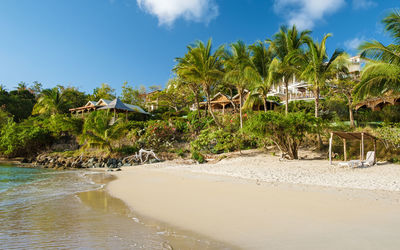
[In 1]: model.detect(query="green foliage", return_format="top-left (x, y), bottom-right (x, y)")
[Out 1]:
top-left (44, 114), bottom-right (83, 137)
top-left (90, 83), bottom-right (116, 100)
top-left (33, 86), bottom-right (87, 115)
top-left (376, 123), bottom-right (400, 148)
top-left (0, 89), bottom-right (36, 122)
top-left (245, 111), bottom-right (318, 159)
top-left (81, 111), bottom-right (127, 152)
top-left (138, 120), bottom-right (177, 150)
top-left (191, 150), bottom-right (205, 163)
top-left (0, 117), bottom-right (53, 157)
top-left (191, 128), bottom-right (239, 154)
top-left (120, 82), bottom-right (146, 106)
top-left (355, 10), bottom-right (400, 99)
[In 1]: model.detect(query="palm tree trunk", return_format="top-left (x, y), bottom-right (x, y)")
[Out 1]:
top-left (349, 106), bottom-right (355, 128)
top-left (263, 97), bottom-right (267, 112)
top-left (314, 86), bottom-right (323, 149)
top-left (239, 91), bottom-right (243, 129)
top-left (285, 80), bottom-right (289, 115)
top-left (314, 87), bottom-right (320, 118)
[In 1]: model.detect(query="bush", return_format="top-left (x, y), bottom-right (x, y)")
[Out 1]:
top-left (0, 117), bottom-right (53, 157)
top-left (245, 111), bottom-right (318, 159)
top-left (139, 120), bottom-right (177, 150)
top-left (191, 150), bottom-right (205, 163)
top-left (191, 128), bottom-right (240, 154)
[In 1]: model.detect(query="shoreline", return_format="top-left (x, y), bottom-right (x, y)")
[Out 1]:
top-left (106, 154), bottom-right (400, 249)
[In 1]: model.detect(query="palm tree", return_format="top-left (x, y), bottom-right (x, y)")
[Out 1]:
top-left (81, 111), bottom-right (126, 152)
top-left (224, 41), bottom-right (260, 128)
top-left (175, 39), bottom-right (225, 127)
top-left (244, 41), bottom-right (274, 112)
top-left (299, 34), bottom-right (345, 118)
top-left (267, 25), bottom-right (311, 115)
top-left (354, 10), bottom-right (400, 99)
top-left (16, 82), bottom-right (27, 92)
top-left (32, 87), bottom-right (71, 115)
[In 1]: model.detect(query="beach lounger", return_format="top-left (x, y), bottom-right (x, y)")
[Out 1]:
top-left (338, 151), bottom-right (376, 168)
top-left (338, 160), bottom-right (362, 168)
top-left (362, 151), bottom-right (375, 167)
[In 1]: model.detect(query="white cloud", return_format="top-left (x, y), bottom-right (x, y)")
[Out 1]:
top-left (136, 0), bottom-right (218, 26)
top-left (344, 36), bottom-right (365, 51)
top-left (352, 0), bottom-right (377, 10)
top-left (273, 0), bottom-right (345, 30)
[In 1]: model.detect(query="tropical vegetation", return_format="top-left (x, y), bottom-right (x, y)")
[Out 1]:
top-left (0, 10), bottom-right (399, 164)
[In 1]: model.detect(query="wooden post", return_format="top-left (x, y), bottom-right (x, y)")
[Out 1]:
top-left (361, 132), bottom-right (364, 161)
top-left (222, 104), bottom-right (225, 115)
top-left (373, 139), bottom-right (377, 164)
top-left (343, 139), bottom-right (347, 161)
top-left (329, 132), bottom-right (333, 165)
top-left (113, 108), bottom-right (116, 120)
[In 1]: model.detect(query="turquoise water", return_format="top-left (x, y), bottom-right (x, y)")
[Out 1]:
top-left (0, 165), bottom-right (226, 249)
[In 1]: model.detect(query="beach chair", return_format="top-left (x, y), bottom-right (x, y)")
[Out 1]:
top-left (338, 160), bottom-right (362, 168)
top-left (338, 151), bottom-right (376, 168)
top-left (362, 151), bottom-right (375, 167)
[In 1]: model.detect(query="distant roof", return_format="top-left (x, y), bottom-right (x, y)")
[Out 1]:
top-left (97, 98), bottom-right (150, 115)
top-left (96, 99), bottom-right (112, 106)
top-left (125, 103), bottom-right (150, 115)
top-left (85, 101), bottom-right (97, 107)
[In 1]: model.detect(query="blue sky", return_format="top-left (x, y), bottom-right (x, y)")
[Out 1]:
top-left (0, 0), bottom-right (397, 94)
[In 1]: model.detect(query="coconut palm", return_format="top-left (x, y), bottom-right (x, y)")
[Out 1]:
top-left (244, 41), bottom-right (275, 112)
top-left (81, 111), bottom-right (126, 152)
top-left (355, 10), bottom-right (400, 99)
top-left (32, 87), bottom-right (71, 115)
top-left (267, 25), bottom-right (311, 115)
top-left (175, 39), bottom-right (225, 127)
top-left (299, 34), bottom-right (345, 118)
top-left (224, 41), bottom-right (260, 128)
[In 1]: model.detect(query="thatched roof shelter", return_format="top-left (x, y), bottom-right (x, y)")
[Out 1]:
top-left (329, 131), bottom-right (377, 165)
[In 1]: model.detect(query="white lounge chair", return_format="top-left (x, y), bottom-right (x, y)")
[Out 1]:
top-left (362, 151), bottom-right (375, 167)
top-left (338, 151), bottom-right (375, 168)
top-left (338, 160), bottom-right (362, 168)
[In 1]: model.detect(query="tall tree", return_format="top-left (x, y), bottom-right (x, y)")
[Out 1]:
top-left (299, 34), bottom-right (345, 118)
top-left (267, 25), bottom-right (311, 115)
top-left (91, 83), bottom-right (116, 100)
top-left (355, 10), bottom-right (400, 99)
top-left (175, 39), bottom-right (225, 127)
top-left (120, 82), bottom-right (146, 106)
top-left (245, 41), bottom-right (275, 112)
top-left (33, 87), bottom-right (72, 115)
top-left (224, 40), bottom-right (260, 128)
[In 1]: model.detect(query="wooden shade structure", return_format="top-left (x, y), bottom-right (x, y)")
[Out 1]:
top-left (329, 132), bottom-right (377, 165)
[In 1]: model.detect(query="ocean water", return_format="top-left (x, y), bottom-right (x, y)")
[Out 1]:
top-left (0, 165), bottom-right (227, 249)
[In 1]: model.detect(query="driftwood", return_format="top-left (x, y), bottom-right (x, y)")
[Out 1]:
top-left (122, 149), bottom-right (161, 165)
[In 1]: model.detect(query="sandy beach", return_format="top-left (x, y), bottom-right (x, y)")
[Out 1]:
top-left (107, 152), bottom-right (400, 249)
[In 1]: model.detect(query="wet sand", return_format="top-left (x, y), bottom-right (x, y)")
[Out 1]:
top-left (107, 166), bottom-right (400, 249)
top-left (80, 171), bottom-right (231, 249)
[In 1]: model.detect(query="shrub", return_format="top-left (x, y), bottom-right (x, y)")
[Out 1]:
top-left (191, 128), bottom-right (240, 154)
top-left (139, 120), bottom-right (177, 150)
top-left (245, 111), bottom-right (318, 159)
top-left (191, 150), bottom-right (205, 163)
top-left (0, 117), bottom-right (53, 157)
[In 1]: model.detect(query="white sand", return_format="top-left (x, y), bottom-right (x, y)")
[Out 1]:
top-left (107, 152), bottom-right (400, 249)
